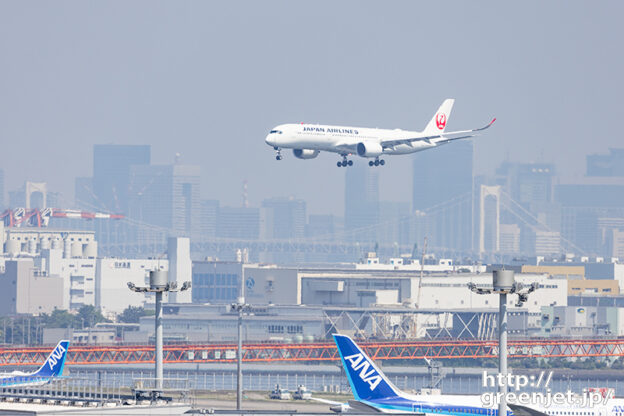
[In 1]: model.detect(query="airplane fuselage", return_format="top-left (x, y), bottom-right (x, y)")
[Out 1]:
top-left (354, 393), bottom-right (623, 415)
top-left (379, 394), bottom-right (623, 416)
top-left (332, 334), bottom-right (617, 416)
top-left (265, 123), bottom-right (434, 156)
top-left (264, 99), bottom-right (494, 166)
top-left (0, 340), bottom-right (69, 388)
top-left (0, 374), bottom-right (52, 388)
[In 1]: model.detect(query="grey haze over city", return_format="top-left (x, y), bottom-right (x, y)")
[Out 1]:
top-left (1, 1), bottom-right (623, 215)
top-left (5, 3), bottom-right (624, 407)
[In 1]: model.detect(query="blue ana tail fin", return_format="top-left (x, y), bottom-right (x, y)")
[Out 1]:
top-left (333, 334), bottom-right (403, 402)
top-left (34, 340), bottom-right (70, 378)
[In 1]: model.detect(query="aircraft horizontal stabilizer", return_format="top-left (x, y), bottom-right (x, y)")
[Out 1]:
top-left (347, 399), bottom-right (386, 413)
top-left (508, 404), bottom-right (550, 416)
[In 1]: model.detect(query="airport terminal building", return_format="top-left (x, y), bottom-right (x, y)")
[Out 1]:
top-left (191, 260), bottom-right (566, 312)
top-left (144, 260), bottom-right (570, 342)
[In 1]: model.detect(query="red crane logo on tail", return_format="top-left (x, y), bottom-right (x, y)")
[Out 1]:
top-left (436, 113), bottom-right (447, 130)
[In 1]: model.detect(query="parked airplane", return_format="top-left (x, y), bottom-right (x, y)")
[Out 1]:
top-left (265, 99), bottom-right (495, 167)
top-left (330, 333), bottom-right (499, 413)
top-left (0, 340), bottom-right (69, 388)
top-left (330, 335), bottom-right (623, 415)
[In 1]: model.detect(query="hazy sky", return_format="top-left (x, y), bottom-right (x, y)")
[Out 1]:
top-left (1, 1), bottom-right (622, 215)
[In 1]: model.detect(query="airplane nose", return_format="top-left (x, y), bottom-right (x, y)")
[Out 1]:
top-left (265, 135), bottom-right (275, 146)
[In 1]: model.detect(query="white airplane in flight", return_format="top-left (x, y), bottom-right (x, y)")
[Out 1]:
top-left (265, 99), bottom-right (495, 167)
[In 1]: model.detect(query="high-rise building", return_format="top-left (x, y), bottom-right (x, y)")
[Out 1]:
top-left (532, 231), bottom-right (561, 256)
top-left (587, 148), bottom-right (624, 177)
top-left (74, 177), bottom-right (94, 210)
top-left (378, 201), bottom-right (411, 247)
top-left (192, 261), bottom-right (243, 304)
top-left (93, 145), bottom-right (151, 214)
top-left (412, 142), bottom-right (473, 253)
top-left (494, 162), bottom-right (560, 256)
top-left (200, 199), bottom-right (219, 239)
top-left (305, 215), bottom-right (336, 240)
top-left (305, 215), bottom-right (349, 262)
top-left (498, 163), bottom-right (555, 206)
top-left (217, 207), bottom-right (260, 240)
top-left (260, 197), bottom-right (307, 264)
top-left (555, 183), bottom-right (624, 256)
top-left (261, 197), bottom-right (306, 240)
top-left (479, 185), bottom-right (500, 254)
top-left (8, 189), bottom-right (24, 208)
top-left (499, 223), bottom-right (521, 254)
top-left (90, 145), bottom-right (150, 255)
top-left (345, 164), bottom-right (379, 243)
top-left (608, 229), bottom-right (624, 259)
top-left (128, 163), bottom-right (201, 246)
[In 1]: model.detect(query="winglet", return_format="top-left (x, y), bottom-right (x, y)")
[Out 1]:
top-left (474, 118), bottom-right (496, 132)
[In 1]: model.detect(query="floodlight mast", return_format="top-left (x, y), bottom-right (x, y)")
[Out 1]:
top-left (467, 270), bottom-right (538, 416)
top-left (231, 297), bottom-right (250, 411)
top-left (128, 270), bottom-right (191, 392)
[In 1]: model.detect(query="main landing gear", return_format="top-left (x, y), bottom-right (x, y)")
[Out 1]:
top-left (336, 155), bottom-right (353, 168)
top-left (368, 157), bottom-right (385, 167)
top-left (274, 147), bottom-right (282, 161)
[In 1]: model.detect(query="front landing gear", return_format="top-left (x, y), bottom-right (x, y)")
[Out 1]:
top-left (274, 147), bottom-right (282, 161)
top-left (337, 155), bottom-right (354, 168)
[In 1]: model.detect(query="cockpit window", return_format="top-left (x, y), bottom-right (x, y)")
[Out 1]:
top-left (269, 130), bottom-right (283, 134)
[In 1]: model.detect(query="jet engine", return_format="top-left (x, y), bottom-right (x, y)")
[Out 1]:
top-left (293, 149), bottom-right (320, 159)
top-left (356, 142), bottom-right (383, 157)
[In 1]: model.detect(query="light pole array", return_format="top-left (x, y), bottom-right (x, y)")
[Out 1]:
top-left (128, 270), bottom-right (191, 392)
top-left (468, 269), bottom-right (538, 416)
top-left (230, 297), bottom-right (250, 411)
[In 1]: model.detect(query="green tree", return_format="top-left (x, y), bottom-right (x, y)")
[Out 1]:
top-left (118, 306), bottom-right (154, 324)
top-left (520, 357), bottom-right (540, 369)
top-left (0, 315), bottom-right (41, 344)
top-left (76, 305), bottom-right (109, 328)
top-left (40, 309), bottom-right (78, 328)
top-left (611, 358), bottom-right (624, 369)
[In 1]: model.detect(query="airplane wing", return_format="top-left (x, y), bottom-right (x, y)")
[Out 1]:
top-left (0, 371), bottom-right (27, 377)
top-left (310, 397), bottom-right (344, 405)
top-left (347, 400), bottom-right (388, 413)
top-left (380, 118), bottom-right (496, 148)
top-left (508, 404), bottom-right (550, 416)
top-left (334, 143), bottom-right (358, 154)
top-left (310, 397), bottom-right (351, 413)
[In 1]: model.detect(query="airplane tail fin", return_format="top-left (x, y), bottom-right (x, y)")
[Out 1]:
top-left (333, 334), bottom-right (403, 402)
top-left (423, 98), bottom-right (454, 134)
top-left (33, 340), bottom-right (70, 378)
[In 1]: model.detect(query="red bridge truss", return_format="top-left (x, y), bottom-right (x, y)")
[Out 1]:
top-left (1, 339), bottom-right (623, 367)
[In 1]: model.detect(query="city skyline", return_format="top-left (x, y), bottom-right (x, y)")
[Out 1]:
top-left (1, 143), bottom-right (623, 215)
top-left (1, 2), bottom-right (623, 216)
top-left (4, 6), bottom-right (624, 410)
top-left (4, 143), bottom-right (624, 260)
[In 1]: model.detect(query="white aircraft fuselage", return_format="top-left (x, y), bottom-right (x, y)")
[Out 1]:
top-left (265, 123), bottom-right (434, 155)
top-left (0, 340), bottom-right (69, 388)
top-left (331, 334), bottom-right (619, 416)
top-left (265, 99), bottom-right (495, 166)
